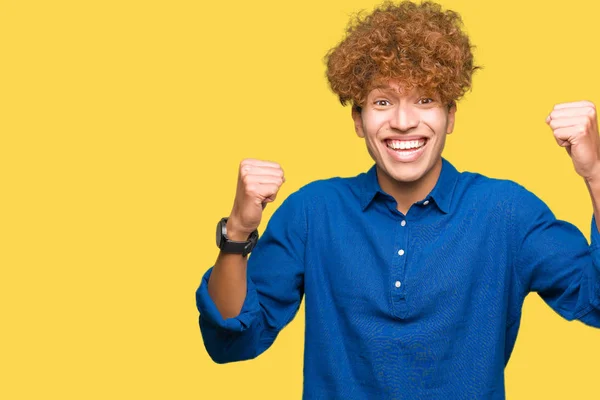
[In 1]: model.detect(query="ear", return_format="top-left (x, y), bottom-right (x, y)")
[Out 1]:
top-left (446, 102), bottom-right (457, 135)
top-left (352, 106), bottom-right (365, 138)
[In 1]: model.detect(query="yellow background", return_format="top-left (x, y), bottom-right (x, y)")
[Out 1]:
top-left (1, 0), bottom-right (599, 398)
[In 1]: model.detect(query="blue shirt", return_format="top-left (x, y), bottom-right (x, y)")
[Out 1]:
top-left (196, 158), bottom-right (600, 399)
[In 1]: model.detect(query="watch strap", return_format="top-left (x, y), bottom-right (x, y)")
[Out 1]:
top-left (218, 217), bottom-right (259, 256)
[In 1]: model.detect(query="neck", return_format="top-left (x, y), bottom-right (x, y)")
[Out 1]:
top-left (376, 158), bottom-right (443, 215)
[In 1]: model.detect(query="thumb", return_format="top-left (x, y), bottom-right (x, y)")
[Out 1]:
top-left (261, 195), bottom-right (277, 209)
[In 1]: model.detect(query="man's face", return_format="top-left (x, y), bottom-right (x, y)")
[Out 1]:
top-left (352, 81), bottom-right (456, 186)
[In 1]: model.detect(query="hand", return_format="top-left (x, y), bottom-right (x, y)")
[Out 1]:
top-left (546, 100), bottom-right (600, 181)
top-left (227, 159), bottom-right (285, 240)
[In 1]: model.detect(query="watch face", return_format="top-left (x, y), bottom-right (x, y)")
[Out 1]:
top-left (216, 220), bottom-right (223, 247)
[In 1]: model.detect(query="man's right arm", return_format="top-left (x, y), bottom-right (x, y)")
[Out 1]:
top-left (207, 158), bottom-right (285, 320)
top-left (207, 219), bottom-right (251, 320)
top-left (196, 159), bottom-right (306, 363)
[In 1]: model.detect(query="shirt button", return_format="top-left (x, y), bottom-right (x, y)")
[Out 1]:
top-left (395, 281), bottom-right (402, 288)
top-left (398, 249), bottom-right (405, 256)
top-left (401, 220), bottom-right (406, 227)
top-left (423, 200), bottom-right (430, 205)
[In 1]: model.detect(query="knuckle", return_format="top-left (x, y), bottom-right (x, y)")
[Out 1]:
top-left (243, 158), bottom-right (261, 167)
top-left (240, 162), bottom-right (250, 172)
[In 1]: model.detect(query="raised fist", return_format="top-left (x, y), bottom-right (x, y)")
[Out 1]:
top-left (227, 159), bottom-right (285, 240)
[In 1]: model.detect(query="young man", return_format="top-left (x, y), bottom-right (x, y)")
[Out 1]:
top-left (196, 1), bottom-right (600, 398)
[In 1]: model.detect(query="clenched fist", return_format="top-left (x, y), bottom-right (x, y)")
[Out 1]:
top-left (227, 159), bottom-right (285, 241)
top-left (546, 100), bottom-right (600, 181)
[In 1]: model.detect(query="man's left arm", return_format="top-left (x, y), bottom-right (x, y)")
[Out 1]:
top-left (546, 100), bottom-right (600, 326)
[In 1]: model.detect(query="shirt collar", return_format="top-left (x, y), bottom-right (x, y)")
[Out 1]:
top-left (359, 158), bottom-right (460, 214)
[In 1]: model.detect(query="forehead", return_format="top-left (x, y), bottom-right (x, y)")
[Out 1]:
top-left (369, 81), bottom-right (407, 94)
top-left (367, 81), bottom-right (434, 97)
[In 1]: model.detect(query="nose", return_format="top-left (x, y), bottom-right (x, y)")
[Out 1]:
top-left (390, 103), bottom-right (419, 132)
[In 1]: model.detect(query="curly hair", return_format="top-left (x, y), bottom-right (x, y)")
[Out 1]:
top-left (325, 0), bottom-right (480, 108)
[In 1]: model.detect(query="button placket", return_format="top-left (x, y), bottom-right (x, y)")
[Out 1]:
top-left (391, 217), bottom-right (409, 318)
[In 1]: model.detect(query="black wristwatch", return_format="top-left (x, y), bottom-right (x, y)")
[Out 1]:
top-left (216, 217), bottom-right (259, 257)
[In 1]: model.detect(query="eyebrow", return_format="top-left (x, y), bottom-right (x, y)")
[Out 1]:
top-left (370, 86), bottom-right (400, 96)
top-left (370, 86), bottom-right (439, 100)
top-left (371, 85), bottom-right (396, 92)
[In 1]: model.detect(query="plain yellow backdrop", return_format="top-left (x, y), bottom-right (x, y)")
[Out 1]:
top-left (1, 0), bottom-right (599, 398)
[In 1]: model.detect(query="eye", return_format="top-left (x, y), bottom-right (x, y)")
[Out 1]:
top-left (374, 99), bottom-right (391, 107)
top-left (418, 98), bottom-right (434, 105)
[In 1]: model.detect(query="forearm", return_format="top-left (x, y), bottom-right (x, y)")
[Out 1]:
top-left (207, 219), bottom-right (251, 320)
top-left (585, 176), bottom-right (600, 233)
top-left (199, 264), bottom-right (264, 364)
top-left (207, 252), bottom-right (248, 320)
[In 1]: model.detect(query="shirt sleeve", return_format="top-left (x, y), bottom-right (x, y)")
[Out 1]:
top-left (195, 190), bottom-right (307, 363)
top-left (512, 184), bottom-right (600, 327)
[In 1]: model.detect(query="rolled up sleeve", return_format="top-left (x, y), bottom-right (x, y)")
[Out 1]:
top-left (512, 185), bottom-right (600, 328)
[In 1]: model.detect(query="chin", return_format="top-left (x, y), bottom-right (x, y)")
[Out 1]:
top-left (383, 165), bottom-right (427, 184)
top-left (385, 151), bottom-right (441, 182)
top-left (390, 171), bottom-right (425, 183)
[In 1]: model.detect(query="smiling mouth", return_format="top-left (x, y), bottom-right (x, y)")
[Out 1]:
top-left (385, 138), bottom-right (427, 151)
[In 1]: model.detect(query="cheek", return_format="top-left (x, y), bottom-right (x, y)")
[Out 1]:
top-left (363, 113), bottom-right (387, 136)
top-left (423, 111), bottom-right (448, 133)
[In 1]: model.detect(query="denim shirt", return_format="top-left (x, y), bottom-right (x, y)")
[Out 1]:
top-left (196, 158), bottom-right (600, 399)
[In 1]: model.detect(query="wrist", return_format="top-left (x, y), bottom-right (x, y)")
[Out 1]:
top-left (226, 217), bottom-right (254, 241)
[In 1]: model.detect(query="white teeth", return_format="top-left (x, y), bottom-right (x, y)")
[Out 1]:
top-left (387, 139), bottom-right (425, 150)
